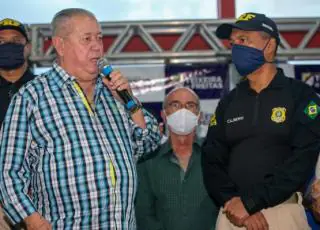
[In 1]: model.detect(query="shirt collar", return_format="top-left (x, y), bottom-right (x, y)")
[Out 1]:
top-left (158, 136), bottom-right (203, 157)
top-left (237, 68), bottom-right (287, 91)
top-left (52, 62), bottom-right (76, 89)
top-left (52, 62), bottom-right (105, 90)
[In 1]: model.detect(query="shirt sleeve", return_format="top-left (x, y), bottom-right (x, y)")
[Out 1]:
top-left (241, 90), bottom-right (320, 214)
top-left (128, 108), bottom-right (161, 158)
top-left (0, 93), bottom-right (36, 224)
top-left (201, 97), bottom-right (240, 207)
top-left (135, 162), bottom-right (164, 230)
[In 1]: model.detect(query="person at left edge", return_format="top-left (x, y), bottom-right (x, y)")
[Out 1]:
top-left (0, 17), bottom-right (34, 230)
top-left (0, 8), bottom-right (161, 230)
top-left (0, 18), bottom-right (34, 126)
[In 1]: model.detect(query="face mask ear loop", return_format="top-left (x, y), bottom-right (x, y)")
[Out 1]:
top-left (262, 38), bottom-right (275, 64)
top-left (262, 38), bottom-right (271, 51)
top-left (163, 110), bottom-right (167, 117)
top-left (196, 111), bottom-right (201, 123)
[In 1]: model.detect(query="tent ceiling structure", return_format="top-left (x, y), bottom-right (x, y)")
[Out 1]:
top-left (28, 17), bottom-right (320, 67)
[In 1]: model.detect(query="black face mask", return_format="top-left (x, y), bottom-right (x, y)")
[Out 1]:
top-left (0, 43), bottom-right (25, 70)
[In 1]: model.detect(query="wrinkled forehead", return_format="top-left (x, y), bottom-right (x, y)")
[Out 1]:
top-left (0, 29), bottom-right (27, 41)
top-left (230, 29), bottom-right (257, 38)
top-left (167, 88), bottom-right (198, 104)
top-left (69, 15), bottom-right (101, 35)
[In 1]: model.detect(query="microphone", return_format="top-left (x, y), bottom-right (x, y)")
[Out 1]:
top-left (97, 58), bottom-right (141, 113)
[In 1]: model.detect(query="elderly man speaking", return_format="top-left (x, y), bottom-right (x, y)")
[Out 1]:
top-left (0, 8), bottom-right (160, 230)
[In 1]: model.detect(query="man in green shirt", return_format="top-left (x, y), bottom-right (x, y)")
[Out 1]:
top-left (135, 87), bottom-right (218, 230)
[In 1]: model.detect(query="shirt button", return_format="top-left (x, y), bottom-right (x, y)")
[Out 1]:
top-left (183, 209), bottom-right (188, 216)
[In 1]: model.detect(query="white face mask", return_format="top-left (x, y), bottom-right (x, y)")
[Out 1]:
top-left (166, 108), bottom-right (199, 135)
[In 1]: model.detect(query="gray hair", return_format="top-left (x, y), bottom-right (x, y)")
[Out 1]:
top-left (162, 86), bottom-right (200, 110)
top-left (51, 8), bottom-right (97, 37)
top-left (259, 31), bottom-right (271, 40)
top-left (259, 31), bottom-right (278, 56)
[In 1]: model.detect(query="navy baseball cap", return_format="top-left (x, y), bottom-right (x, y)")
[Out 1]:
top-left (0, 18), bottom-right (29, 41)
top-left (216, 12), bottom-right (280, 44)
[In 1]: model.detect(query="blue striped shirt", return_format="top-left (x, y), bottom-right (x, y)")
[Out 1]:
top-left (0, 63), bottom-right (161, 229)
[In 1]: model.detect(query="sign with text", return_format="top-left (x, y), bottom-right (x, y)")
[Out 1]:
top-left (165, 63), bottom-right (229, 99)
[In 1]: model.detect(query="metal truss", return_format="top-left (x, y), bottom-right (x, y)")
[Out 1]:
top-left (29, 18), bottom-right (320, 66)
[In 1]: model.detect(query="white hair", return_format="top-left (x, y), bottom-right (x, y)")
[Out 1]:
top-left (51, 8), bottom-right (97, 37)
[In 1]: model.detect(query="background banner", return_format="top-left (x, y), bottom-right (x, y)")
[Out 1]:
top-left (294, 65), bottom-right (320, 95)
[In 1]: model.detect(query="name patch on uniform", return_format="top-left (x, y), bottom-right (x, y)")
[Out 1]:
top-left (227, 116), bottom-right (244, 124)
top-left (271, 107), bottom-right (286, 123)
top-left (304, 101), bottom-right (320, 119)
top-left (209, 114), bottom-right (217, 126)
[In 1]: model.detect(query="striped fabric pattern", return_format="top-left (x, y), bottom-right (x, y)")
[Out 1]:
top-left (0, 63), bottom-right (160, 230)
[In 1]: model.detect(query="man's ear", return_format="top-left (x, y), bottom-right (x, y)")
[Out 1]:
top-left (52, 36), bottom-right (65, 57)
top-left (265, 38), bottom-right (277, 61)
top-left (161, 110), bottom-right (166, 123)
top-left (198, 111), bottom-right (203, 125)
top-left (24, 42), bottom-right (32, 59)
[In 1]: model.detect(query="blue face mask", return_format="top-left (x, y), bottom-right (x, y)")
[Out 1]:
top-left (0, 43), bottom-right (25, 70)
top-left (231, 42), bottom-right (270, 76)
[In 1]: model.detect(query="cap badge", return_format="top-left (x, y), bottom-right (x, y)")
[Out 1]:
top-left (236, 13), bottom-right (256, 22)
top-left (0, 18), bottom-right (21, 27)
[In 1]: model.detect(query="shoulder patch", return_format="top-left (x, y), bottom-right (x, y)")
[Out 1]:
top-left (209, 114), bottom-right (217, 127)
top-left (304, 101), bottom-right (320, 120)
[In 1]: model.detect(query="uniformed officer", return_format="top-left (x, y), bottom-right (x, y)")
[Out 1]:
top-left (0, 18), bottom-right (34, 126)
top-left (202, 12), bottom-right (320, 230)
top-left (0, 17), bottom-right (34, 230)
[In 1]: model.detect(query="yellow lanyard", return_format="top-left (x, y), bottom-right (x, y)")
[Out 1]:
top-left (109, 161), bottom-right (116, 187)
top-left (73, 82), bottom-right (94, 115)
top-left (73, 81), bottom-right (116, 187)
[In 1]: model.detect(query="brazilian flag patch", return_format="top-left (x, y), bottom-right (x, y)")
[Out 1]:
top-left (304, 101), bottom-right (320, 119)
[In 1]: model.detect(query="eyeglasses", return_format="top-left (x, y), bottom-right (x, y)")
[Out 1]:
top-left (167, 100), bottom-right (199, 112)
